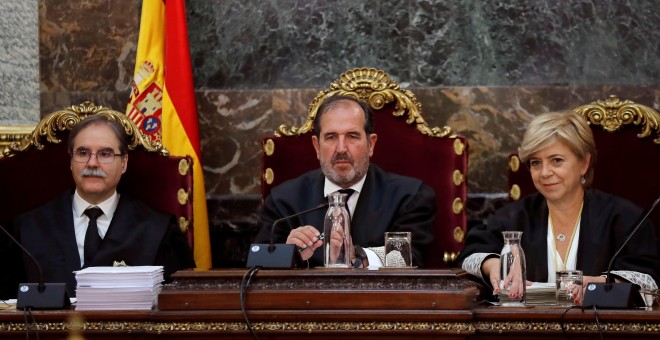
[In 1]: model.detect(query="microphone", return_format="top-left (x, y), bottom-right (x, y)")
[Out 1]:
top-left (0, 224), bottom-right (70, 310)
top-left (247, 203), bottom-right (329, 269)
top-left (582, 195), bottom-right (660, 309)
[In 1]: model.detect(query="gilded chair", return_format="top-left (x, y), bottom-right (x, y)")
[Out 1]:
top-left (0, 102), bottom-right (195, 247)
top-left (508, 95), bottom-right (660, 229)
top-left (261, 68), bottom-right (469, 267)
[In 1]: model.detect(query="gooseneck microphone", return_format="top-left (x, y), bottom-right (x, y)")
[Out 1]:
top-left (247, 203), bottom-right (329, 268)
top-left (0, 224), bottom-right (70, 310)
top-left (582, 195), bottom-right (660, 309)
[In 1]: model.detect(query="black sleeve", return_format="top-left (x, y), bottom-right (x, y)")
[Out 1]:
top-left (254, 195), bottom-right (286, 244)
top-left (388, 183), bottom-right (436, 267)
top-left (156, 216), bottom-right (196, 282)
top-left (456, 212), bottom-right (507, 268)
top-left (0, 222), bottom-right (26, 299)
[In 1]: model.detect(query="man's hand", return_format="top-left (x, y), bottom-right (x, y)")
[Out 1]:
top-left (352, 245), bottom-right (368, 268)
top-left (328, 225), bottom-right (347, 264)
top-left (287, 226), bottom-right (322, 260)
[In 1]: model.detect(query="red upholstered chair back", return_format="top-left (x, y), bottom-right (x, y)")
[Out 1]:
top-left (262, 68), bottom-right (469, 268)
top-left (0, 102), bottom-right (195, 247)
top-left (508, 95), bottom-right (660, 229)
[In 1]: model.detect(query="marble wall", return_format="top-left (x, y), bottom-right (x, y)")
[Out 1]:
top-left (0, 0), bottom-right (39, 125)
top-left (189, 0), bottom-right (660, 88)
top-left (11, 0), bottom-right (660, 266)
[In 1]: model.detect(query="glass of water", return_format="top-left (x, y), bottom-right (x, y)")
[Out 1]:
top-left (384, 231), bottom-right (412, 267)
top-left (555, 270), bottom-right (583, 306)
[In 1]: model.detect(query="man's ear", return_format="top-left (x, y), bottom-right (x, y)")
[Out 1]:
top-left (312, 135), bottom-right (320, 160)
top-left (368, 133), bottom-right (377, 157)
top-left (122, 154), bottom-right (128, 174)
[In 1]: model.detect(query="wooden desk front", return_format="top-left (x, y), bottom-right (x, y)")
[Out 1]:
top-left (0, 269), bottom-right (658, 339)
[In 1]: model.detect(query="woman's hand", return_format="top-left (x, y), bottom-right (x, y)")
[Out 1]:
top-left (482, 258), bottom-right (501, 293)
top-left (501, 255), bottom-right (528, 299)
top-left (575, 275), bottom-right (605, 305)
top-left (483, 257), bottom-right (531, 298)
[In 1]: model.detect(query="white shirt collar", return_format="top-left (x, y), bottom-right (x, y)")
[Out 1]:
top-left (73, 190), bottom-right (120, 220)
top-left (323, 172), bottom-right (367, 197)
top-left (323, 171), bottom-right (367, 218)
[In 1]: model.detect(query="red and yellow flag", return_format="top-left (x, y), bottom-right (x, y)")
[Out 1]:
top-left (126, 0), bottom-right (211, 269)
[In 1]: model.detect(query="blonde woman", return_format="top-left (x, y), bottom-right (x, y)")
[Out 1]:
top-left (458, 111), bottom-right (659, 304)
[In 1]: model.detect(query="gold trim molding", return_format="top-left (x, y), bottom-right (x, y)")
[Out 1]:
top-left (573, 95), bottom-right (660, 144)
top-left (274, 68), bottom-right (453, 138)
top-left (0, 320), bottom-right (474, 334)
top-left (474, 320), bottom-right (660, 333)
top-left (1, 101), bottom-right (167, 158)
top-left (2, 319), bottom-right (659, 335)
top-left (0, 125), bottom-right (34, 148)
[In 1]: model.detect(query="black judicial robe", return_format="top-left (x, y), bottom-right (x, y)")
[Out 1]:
top-left (254, 164), bottom-right (436, 267)
top-left (457, 189), bottom-right (660, 284)
top-left (3, 190), bottom-right (195, 298)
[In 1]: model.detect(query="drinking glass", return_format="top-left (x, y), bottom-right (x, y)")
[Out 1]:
top-left (555, 270), bottom-right (583, 306)
top-left (384, 231), bottom-right (412, 267)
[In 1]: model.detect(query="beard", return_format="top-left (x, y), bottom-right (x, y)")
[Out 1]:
top-left (320, 152), bottom-right (369, 187)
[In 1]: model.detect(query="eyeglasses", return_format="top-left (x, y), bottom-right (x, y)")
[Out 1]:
top-left (71, 148), bottom-right (124, 164)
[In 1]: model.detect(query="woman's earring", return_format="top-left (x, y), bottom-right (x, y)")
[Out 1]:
top-left (580, 174), bottom-right (586, 184)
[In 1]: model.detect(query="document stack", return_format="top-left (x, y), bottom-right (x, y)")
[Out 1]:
top-left (74, 266), bottom-right (164, 310)
top-left (523, 282), bottom-right (557, 305)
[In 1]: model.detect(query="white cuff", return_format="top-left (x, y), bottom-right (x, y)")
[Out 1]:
top-left (462, 252), bottom-right (499, 281)
top-left (364, 248), bottom-right (383, 270)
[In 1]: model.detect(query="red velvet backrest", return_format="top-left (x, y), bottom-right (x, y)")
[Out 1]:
top-left (261, 68), bottom-right (469, 268)
top-left (0, 102), bottom-right (194, 247)
top-left (508, 97), bottom-right (660, 229)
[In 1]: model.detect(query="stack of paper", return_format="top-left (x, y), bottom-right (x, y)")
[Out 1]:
top-left (74, 266), bottom-right (164, 310)
top-left (524, 282), bottom-right (557, 305)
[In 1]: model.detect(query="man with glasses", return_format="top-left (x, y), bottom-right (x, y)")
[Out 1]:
top-left (6, 115), bottom-right (195, 298)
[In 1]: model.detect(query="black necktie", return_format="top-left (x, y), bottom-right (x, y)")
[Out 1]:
top-left (338, 188), bottom-right (355, 221)
top-left (83, 207), bottom-right (104, 267)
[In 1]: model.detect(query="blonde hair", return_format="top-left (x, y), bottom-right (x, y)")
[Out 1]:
top-left (518, 111), bottom-right (597, 185)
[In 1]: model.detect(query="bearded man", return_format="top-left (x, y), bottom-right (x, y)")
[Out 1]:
top-left (253, 95), bottom-right (436, 268)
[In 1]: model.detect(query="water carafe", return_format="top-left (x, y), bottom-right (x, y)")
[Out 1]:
top-left (323, 192), bottom-right (351, 268)
top-left (499, 231), bottom-right (526, 306)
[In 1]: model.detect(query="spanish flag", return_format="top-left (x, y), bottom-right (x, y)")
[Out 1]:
top-left (126, 0), bottom-right (211, 269)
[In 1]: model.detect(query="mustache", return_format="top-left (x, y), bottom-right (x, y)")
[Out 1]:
top-left (81, 167), bottom-right (108, 178)
top-left (331, 153), bottom-right (353, 164)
